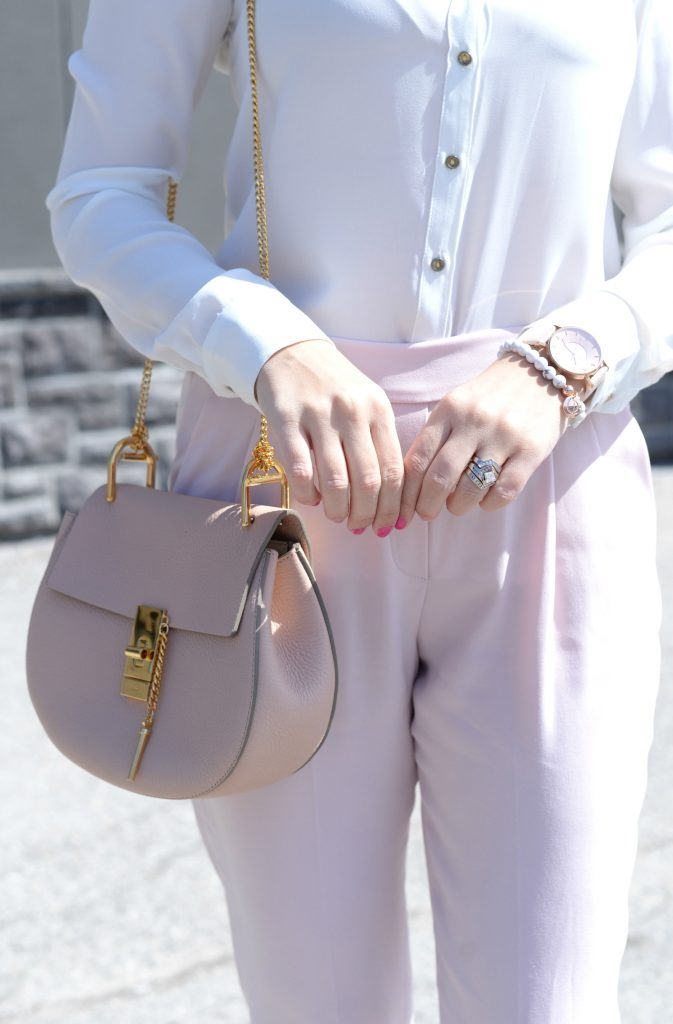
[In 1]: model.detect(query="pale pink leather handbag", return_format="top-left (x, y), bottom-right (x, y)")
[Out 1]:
top-left (24, 0), bottom-right (338, 800)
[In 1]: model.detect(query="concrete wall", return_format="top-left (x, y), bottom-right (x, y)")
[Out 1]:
top-left (0, 0), bottom-right (236, 270)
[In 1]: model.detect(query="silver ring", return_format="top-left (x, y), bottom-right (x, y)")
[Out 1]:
top-left (464, 457), bottom-right (502, 491)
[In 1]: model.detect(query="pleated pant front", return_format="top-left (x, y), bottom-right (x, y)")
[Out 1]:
top-left (167, 327), bottom-right (662, 1024)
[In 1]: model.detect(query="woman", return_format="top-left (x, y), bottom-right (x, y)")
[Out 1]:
top-left (46, 1), bottom-right (673, 1021)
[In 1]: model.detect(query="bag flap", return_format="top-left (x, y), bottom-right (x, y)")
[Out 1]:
top-left (46, 482), bottom-right (311, 637)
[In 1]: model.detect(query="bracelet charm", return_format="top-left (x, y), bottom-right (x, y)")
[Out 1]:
top-left (497, 338), bottom-right (586, 418)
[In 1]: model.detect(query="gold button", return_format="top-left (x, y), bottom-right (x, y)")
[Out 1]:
top-left (444, 154), bottom-right (460, 169)
top-left (430, 257), bottom-right (446, 272)
top-left (457, 50), bottom-right (473, 66)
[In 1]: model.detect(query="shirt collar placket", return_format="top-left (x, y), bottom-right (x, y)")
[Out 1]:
top-left (411, 0), bottom-right (484, 343)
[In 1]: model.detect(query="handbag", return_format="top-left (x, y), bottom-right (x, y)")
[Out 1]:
top-left (23, 0), bottom-right (338, 800)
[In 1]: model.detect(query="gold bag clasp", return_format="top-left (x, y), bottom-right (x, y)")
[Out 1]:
top-left (106, 434), bottom-right (157, 503)
top-left (239, 417), bottom-right (290, 527)
top-left (121, 605), bottom-right (166, 702)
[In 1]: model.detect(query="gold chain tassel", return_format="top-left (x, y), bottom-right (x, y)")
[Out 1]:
top-left (128, 612), bottom-right (170, 781)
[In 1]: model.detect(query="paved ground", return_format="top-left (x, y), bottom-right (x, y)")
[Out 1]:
top-left (2, 468), bottom-right (672, 1024)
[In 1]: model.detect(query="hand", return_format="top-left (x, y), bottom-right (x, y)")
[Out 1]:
top-left (398, 352), bottom-right (569, 523)
top-left (254, 339), bottom-right (405, 533)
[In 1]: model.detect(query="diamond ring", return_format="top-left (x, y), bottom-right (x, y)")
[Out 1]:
top-left (464, 457), bottom-right (502, 491)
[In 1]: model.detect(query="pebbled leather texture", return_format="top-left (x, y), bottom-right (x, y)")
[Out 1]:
top-left (24, 483), bottom-right (337, 800)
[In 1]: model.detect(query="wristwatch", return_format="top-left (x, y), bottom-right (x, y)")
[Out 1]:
top-left (530, 325), bottom-right (608, 400)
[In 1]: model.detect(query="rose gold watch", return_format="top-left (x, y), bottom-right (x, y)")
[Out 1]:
top-left (530, 325), bottom-right (608, 399)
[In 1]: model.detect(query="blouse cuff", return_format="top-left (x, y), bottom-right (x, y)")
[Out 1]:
top-left (154, 268), bottom-right (335, 412)
top-left (515, 290), bottom-right (641, 427)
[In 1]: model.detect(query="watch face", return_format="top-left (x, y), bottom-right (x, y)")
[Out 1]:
top-left (548, 327), bottom-right (602, 376)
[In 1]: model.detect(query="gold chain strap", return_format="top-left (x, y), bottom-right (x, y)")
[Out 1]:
top-left (126, 0), bottom-right (276, 475)
top-left (122, 2), bottom-right (279, 783)
top-left (246, 0), bottom-right (270, 283)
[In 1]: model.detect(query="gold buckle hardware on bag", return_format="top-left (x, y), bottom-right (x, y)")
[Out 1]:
top-left (239, 418), bottom-right (290, 527)
top-left (121, 605), bottom-right (170, 782)
top-left (240, 459), bottom-right (290, 527)
top-left (121, 604), bottom-right (166, 702)
top-left (106, 434), bottom-right (157, 502)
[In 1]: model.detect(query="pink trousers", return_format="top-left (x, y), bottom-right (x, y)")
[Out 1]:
top-left (167, 328), bottom-right (662, 1024)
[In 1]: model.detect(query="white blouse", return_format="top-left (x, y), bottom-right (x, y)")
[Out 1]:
top-left (46, 0), bottom-right (673, 425)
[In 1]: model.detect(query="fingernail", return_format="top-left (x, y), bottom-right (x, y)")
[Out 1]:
top-left (375, 526), bottom-right (393, 538)
top-left (395, 516), bottom-right (407, 530)
top-left (350, 527), bottom-right (365, 535)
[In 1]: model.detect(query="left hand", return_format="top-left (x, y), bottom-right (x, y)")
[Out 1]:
top-left (398, 352), bottom-right (570, 523)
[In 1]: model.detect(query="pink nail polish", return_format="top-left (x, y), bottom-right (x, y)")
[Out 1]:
top-left (350, 527), bottom-right (365, 535)
top-left (375, 526), bottom-right (393, 538)
top-left (395, 516), bottom-right (407, 530)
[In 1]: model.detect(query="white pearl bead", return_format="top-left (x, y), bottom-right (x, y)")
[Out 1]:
top-left (552, 373), bottom-right (567, 388)
top-left (533, 356), bottom-right (546, 370)
top-left (542, 367), bottom-right (555, 379)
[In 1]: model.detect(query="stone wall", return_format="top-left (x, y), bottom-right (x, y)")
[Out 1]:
top-left (0, 269), bottom-right (671, 541)
top-left (0, 271), bottom-right (182, 540)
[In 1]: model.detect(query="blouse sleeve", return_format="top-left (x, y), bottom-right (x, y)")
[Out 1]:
top-left (45, 0), bottom-right (333, 412)
top-left (516, 0), bottom-right (673, 426)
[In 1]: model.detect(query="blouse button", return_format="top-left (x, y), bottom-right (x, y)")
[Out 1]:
top-left (444, 154), bottom-right (460, 169)
top-left (457, 50), bottom-right (473, 66)
top-left (430, 256), bottom-right (446, 272)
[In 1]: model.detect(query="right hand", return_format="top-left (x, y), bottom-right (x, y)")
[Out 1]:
top-left (254, 339), bottom-right (405, 534)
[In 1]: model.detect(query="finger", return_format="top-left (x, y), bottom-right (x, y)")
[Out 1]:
top-left (446, 449), bottom-right (509, 516)
top-left (398, 416), bottom-right (450, 525)
top-left (275, 423), bottom-right (321, 506)
top-left (414, 434), bottom-right (478, 520)
top-left (369, 417), bottom-right (405, 534)
top-left (309, 447), bottom-right (322, 504)
top-left (478, 451), bottom-right (538, 511)
top-left (309, 428), bottom-right (351, 523)
top-left (340, 426), bottom-right (383, 531)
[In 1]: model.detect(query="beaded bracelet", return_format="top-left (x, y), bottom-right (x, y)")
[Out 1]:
top-left (496, 338), bottom-right (586, 419)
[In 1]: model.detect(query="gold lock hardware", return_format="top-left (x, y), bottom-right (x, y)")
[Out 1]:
top-left (121, 605), bottom-right (166, 702)
top-left (120, 605), bottom-right (170, 781)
